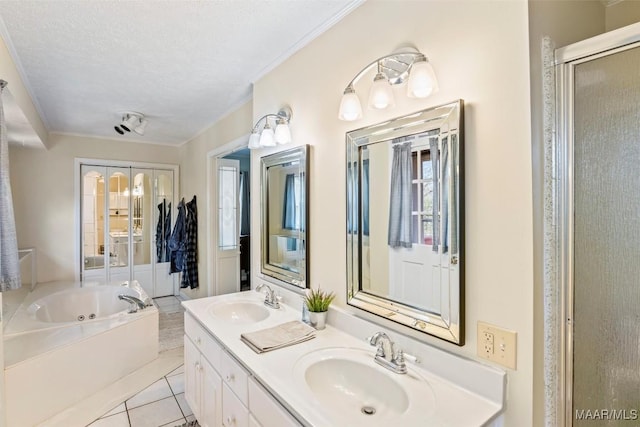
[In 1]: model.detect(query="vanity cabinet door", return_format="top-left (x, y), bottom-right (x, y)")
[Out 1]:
top-left (201, 356), bottom-right (222, 427)
top-left (184, 337), bottom-right (202, 422)
top-left (248, 378), bottom-right (301, 427)
top-left (248, 415), bottom-right (261, 427)
top-left (222, 383), bottom-right (249, 427)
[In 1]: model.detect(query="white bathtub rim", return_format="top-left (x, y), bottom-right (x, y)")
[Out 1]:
top-left (5, 280), bottom-right (151, 335)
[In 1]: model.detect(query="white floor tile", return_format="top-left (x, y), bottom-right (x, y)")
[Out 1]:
top-left (167, 365), bottom-right (184, 377)
top-left (167, 373), bottom-right (185, 395)
top-left (174, 393), bottom-right (193, 417)
top-left (185, 414), bottom-right (196, 422)
top-left (101, 403), bottom-right (127, 418)
top-left (128, 396), bottom-right (184, 427)
top-left (87, 411), bottom-right (130, 427)
top-left (154, 297), bottom-right (180, 307)
top-left (159, 417), bottom-right (187, 427)
top-left (126, 378), bottom-right (173, 409)
top-left (158, 303), bottom-right (184, 314)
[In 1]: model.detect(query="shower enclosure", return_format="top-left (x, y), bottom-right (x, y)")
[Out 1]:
top-left (553, 23), bottom-right (640, 426)
top-left (77, 160), bottom-right (179, 298)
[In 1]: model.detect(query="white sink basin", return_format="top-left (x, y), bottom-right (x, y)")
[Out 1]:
top-left (293, 347), bottom-right (435, 425)
top-left (208, 301), bottom-right (270, 324)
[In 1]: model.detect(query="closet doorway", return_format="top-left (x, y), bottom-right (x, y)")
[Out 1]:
top-left (76, 159), bottom-right (179, 298)
top-left (208, 138), bottom-right (251, 296)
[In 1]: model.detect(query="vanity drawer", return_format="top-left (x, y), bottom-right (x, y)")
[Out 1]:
top-left (185, 313), bottom-right (222, 368)
top-left (248, 377), bottom-right (301, 427)
top-left (220, 350), bottom-right (249, 405)
top-left (223, 383), bottom-right (249, 427)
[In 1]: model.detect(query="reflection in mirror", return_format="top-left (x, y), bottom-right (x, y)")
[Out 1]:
top-left (347, 100), bottom-right (464, 344)
top-left (261, 146), bottom-right (309, 288)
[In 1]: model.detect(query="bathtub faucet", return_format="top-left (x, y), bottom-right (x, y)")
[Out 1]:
top-left (118, 294), bottom-right (151, 313)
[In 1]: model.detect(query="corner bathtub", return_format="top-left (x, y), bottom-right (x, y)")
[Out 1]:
top-left (4, 280), bottom-right (159, 427)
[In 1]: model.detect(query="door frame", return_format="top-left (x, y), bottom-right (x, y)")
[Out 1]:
top-left (206, 135), bottom-right (250, 297)
top-left (548, 22), bottom-right (640, 427)
top-left (74, 158), bottom-right (179, 285)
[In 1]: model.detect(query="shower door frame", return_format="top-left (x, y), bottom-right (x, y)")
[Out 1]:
top-left (552, 22), bottom-right (640, 427)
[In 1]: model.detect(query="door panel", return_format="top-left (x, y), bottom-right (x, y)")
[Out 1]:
top-left (572, 46), bottom-right (640, 424)
top-left (216, 158), bottom-right (240, 295)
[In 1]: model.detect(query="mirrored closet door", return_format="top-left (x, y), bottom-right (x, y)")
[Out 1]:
top-left (79, 162), bottom-right (178, 297)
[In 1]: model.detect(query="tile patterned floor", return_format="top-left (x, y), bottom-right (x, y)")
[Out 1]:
top-left (87, 296), bottom-right (193, 427)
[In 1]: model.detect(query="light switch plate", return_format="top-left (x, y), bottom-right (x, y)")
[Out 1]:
top-left (477, 321), bottom-right (517, 370)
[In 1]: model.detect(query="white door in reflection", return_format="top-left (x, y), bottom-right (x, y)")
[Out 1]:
top-left (216, 158), bottom-right (240, 295)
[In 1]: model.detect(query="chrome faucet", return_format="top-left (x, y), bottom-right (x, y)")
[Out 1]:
top-left (255, 284), bottom-right (280, 309)
top-left (118, 294), bottom-right (150, 313)
top-left (368, 332), bottom-right (407, 374)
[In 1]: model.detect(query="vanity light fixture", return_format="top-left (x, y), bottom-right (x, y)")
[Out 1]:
top-left (338, 47), bottom-right (439, 121)
top-left (114, 112), bottom-right (148, 136)
top-left (248, 106), bottom-right (293, 149)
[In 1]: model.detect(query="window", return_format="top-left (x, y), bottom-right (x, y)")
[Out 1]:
top-left (411, 147), bottom-right (433, 245)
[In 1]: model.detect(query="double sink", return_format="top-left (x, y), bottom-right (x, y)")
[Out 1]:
top-left (207, 299), bottom-right (436, 425)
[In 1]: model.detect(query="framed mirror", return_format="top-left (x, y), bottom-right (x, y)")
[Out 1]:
top-left (346, 100), bottom-right (464, 344)
top-left (261, 145), bottom-right (309, 289)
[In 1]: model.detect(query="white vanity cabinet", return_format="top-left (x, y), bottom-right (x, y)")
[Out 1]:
top-left (185, 315), bottom-right (223, 427)
top-left (185, 312), bottom-right (302, 427)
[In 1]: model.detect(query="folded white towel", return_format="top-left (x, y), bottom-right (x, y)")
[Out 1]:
top-left (241, 321), bottom-right (316, 354)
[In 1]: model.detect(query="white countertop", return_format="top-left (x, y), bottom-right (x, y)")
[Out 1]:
top-left (183, 291), bottom-right (503, 427)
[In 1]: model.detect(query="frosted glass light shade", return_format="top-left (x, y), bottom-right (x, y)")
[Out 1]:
top-left (248, 132), bottom-right (261, 149)
top-left (368, 73), bottom-right (395, 109)
top-left (407, 60), bottom-right (439, 98)
top-left (259, 126), bottom-right (276, 147)
top-left (338, 88), bottom-right (362, 121)
top-left (274, 123), bottom-right (291, 145)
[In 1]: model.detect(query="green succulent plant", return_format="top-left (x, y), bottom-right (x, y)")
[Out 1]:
top-left (304, 288), bottom-right (335, 313)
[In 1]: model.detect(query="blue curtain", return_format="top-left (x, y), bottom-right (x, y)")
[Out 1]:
top-left (282, 173), bottom-right (298, 251)
top-left (388, 141), bottom-right (413, 248)
top-left (239, 172), bottom-right (250, 236)
top-left (430, 137), bottom-right (449, 254)
top-left (362, 159), bottom-right (369, 236)
top-left (0, 80), bottom-right (21, 291)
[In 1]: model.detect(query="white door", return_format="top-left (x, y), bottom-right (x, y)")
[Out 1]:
top-left (216, 158), bottom-right (240, 295)
top-left (154, 169), bottom-right (175, 297)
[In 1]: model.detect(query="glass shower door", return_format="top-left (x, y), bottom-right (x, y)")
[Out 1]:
top-left (571, 45), bottom-right (640, 425)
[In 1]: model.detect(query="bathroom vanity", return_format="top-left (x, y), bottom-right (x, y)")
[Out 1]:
top-left (182, 290), bottom-right (505, 427)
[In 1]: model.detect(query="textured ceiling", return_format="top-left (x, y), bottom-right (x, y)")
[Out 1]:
top-left (0, 1), bottom-right (361, 145)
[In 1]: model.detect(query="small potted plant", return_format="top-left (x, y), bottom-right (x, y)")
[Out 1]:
top-left (304, 287), bottom-right (335, 330)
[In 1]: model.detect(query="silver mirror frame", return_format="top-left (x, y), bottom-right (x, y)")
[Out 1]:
top-left (346, 100), bottom-right (464, 345)
top-left (260, 145), bottom-right (309, 289)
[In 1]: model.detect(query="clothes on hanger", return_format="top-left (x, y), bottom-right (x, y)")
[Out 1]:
top-left (181, 195), bottom-right (198, 289)
top-left (155, 200), bottom-right (172, 262)
top-left (168, 195), bottom-right (199, 289)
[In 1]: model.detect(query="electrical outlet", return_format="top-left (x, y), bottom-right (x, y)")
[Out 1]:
top-left (477, 321), bottom-right (517, 370)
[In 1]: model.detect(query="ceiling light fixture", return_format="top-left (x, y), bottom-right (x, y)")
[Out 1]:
top-left (248, 106), bottom-right (293, 150)
top-left (338, 47), bottom-right (438, 121)
top-left (114, 112), bottom-right (147, 136)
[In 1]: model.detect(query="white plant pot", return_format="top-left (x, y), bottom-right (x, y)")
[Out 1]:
top-left (308, 311), bottom-right (327, 330)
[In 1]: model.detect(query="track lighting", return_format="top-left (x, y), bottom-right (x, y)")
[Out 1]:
top-left (114, 112), bottom-right (147, 136)
top-left (338, 47), bottom-right (438, 121)
top-left (248, 106), bottom-right (293, 149)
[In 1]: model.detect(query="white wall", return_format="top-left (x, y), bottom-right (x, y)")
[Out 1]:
top-left (251, 1), bottom-right (533, 425)
top-left (0, 35), bottom-right (48, 147)
top-left (9, 133), bottom-right (180, 282)
top-left (527, 1), bottom-right (605, 424)
top-left (178, 100), bottom-right (252, 299)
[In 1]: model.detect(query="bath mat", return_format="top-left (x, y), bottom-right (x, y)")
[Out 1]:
top-left (159, 311), bottom-right (184, 353)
